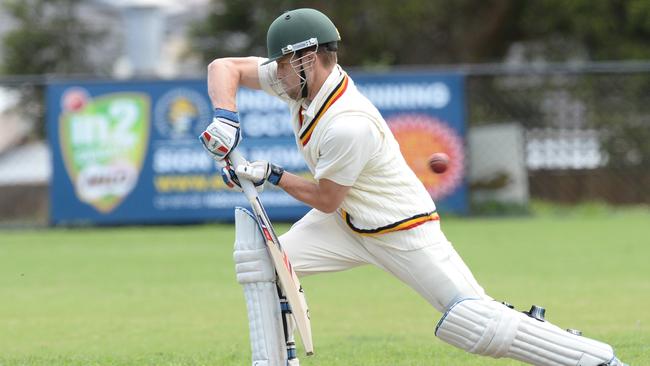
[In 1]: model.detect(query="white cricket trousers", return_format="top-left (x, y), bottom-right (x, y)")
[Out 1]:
top-left (279, 209), bottom-right (490, 312)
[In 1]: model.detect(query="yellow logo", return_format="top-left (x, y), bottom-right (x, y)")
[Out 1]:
top-left (154, 88), bottom-right (211, 139)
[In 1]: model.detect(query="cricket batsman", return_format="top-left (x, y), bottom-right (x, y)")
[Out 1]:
top-left (199, 8), bottom-right (628, 366)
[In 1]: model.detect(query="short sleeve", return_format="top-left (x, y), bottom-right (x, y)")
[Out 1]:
top-left (257, 58), bottom-right (293, 103)
top-left (314, 116), bottom-right (381, 186)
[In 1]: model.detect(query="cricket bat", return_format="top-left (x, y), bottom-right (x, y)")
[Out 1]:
top-left (228, 150), bottom-right (314, 356)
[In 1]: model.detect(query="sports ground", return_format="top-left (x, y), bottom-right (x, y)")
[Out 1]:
top-left (1, 205), bottom-right (648, 365)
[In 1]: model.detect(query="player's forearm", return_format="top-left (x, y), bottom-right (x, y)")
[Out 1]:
top-left (277, 172), bottom-right (340, 213)
top-left (207, 59), bottom-right (240, 111)
top-left (207, 57), bottom-right (262, 111)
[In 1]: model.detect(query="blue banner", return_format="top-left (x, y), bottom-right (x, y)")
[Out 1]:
top-left (47, 72), bottom-right (466, 225)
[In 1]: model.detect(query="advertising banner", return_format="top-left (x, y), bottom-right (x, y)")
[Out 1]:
top-left (47, 72), bottom-right (466, 225)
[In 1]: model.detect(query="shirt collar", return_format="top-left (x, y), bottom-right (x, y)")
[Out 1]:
top-left (302, 65), bottom-right (344, 118)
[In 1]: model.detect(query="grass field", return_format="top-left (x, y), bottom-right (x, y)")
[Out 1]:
top-left (1, 207), bottom-right (649, 365)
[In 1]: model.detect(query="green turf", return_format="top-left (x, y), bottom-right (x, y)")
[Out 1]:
top-left (1, 208), bottom-right (649, 365)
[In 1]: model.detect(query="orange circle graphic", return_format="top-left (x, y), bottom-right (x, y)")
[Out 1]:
top-left (388, 114), bottom-right (464, 200)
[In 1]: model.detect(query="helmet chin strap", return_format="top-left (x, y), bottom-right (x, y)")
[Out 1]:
top-left (300, 69), bottom-right (309, 98)
top-left (296, 50), bottom-right (309, 99)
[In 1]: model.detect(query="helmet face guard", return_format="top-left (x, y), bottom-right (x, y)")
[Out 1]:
top-left (269, 39), bottom-right (319, 99)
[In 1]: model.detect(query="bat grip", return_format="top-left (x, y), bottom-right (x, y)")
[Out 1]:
top-left (228, 150), bottom-right (259, 202)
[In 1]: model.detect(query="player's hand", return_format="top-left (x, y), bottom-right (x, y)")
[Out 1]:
top-left (221, 160), bottom-right (264, 192)
top-left (236, 161), bottom-right (285, 186)
top-left (199, 108), bottom-right (241, 161)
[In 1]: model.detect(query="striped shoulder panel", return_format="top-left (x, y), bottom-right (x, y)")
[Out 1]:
top-left (299, 74), bottom-right (349, 146)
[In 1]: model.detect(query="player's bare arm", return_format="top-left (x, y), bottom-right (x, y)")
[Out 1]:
top-left (199, 57), bottom-right (261, 163)
top-left (221, 161), bottom-right (350, 213)
top-left (207, 56), bottom-right (261, 110)
top-left (277, 173), bottom-right (350, 213)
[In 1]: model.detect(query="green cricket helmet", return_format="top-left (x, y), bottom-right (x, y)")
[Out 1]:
top-left (263, 8), bottom-right (341, 65)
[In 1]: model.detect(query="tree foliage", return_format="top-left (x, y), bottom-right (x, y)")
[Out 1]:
top-left (517, 0), bottom-right (650, 61)
top-left (1, 0), bottom-right (103, 75)
top-left (190, 0), bottom-right (650, 66)
top-left (0, 0), bottom-right (104, 139)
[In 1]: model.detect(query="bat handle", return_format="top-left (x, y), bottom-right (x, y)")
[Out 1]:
top-left (228, 150), bottom-right (259, 202)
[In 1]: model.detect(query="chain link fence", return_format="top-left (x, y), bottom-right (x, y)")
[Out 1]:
top-left (1, 62), bottom-right (649, 224)
top-left (465, 62), bottom-right (650, 213)
top-left (0, 76), bottom-right (48, 226)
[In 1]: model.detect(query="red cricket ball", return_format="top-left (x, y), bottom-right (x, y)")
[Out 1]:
top-left (428, 152), bottom-right (449, 174)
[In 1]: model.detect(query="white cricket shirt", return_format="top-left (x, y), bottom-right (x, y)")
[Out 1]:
top-left (258, 58), bottom-right (439, 249)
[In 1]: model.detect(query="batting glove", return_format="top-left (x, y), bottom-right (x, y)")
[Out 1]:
top-left (236, 161), bottom-right (285, 186)
top-left (199, 108), bottom-right (241, 161)
top-left (221, 160), bottom-right (264, 192)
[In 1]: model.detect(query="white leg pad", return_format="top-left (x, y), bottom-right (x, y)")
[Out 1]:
top-left (435, 299), bottom-right (619, 366)
top-left (234, 207), bottom-right (287, 366)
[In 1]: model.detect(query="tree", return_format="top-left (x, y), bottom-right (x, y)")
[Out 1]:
top-left (189, 0), bottom-right (650, 66)
top-left (516, 0), bottom-right (650, 62)
top-left (189, 0), bottom-right (519, 66)
top-left (0, 0), bottom-right (104, 139)
top-left (1, 0), bottom-right (103, 75)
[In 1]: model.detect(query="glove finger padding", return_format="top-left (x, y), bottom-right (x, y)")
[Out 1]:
top-left (236, 161), bottom-right (270, 184)
top-left (237, 161), bottom-right (285, 186)
top-left (221, 164), bottom-right (264, 193)
top-left (199, 108), bottom-right (241, 161)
